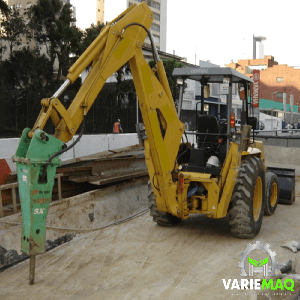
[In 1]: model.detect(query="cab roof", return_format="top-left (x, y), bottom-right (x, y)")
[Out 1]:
top-left (172, 67), bottom-right (253, 84)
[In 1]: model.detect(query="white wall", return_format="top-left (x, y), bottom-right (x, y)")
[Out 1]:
top-left (0, 133), bottom-right (138, 173)
top-left (259, 112), bottom-right (282, 131)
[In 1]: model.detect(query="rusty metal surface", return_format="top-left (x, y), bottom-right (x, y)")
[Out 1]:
top-left (57, 147), bottom-right (146, 186)
top-left (92, 157), bottom-right (146, 175)
top-left (72, 170), bottom-right (149, 185)
top-left (29, 255), bottom-right (35, 285)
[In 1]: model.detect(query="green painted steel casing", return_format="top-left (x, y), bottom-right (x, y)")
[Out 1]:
top-left (14, 128), bottom-right (64, 255)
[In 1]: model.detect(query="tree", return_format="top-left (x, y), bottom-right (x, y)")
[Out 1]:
top-left (0, 48), bottom-right (52, 90)
top-left (74, 22), bottom-right (105, 57)
top-left (26, 0), bottom-right (81, 81)
top-left (0, 8), bottom-right (29, 57)
top-left (0, 48), bottom-right (54, 131)
top-left (0, 0), bottom-right (9, 16)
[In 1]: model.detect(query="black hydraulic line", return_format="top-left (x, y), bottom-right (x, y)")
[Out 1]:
top-left (184, 131), bottom-right (188, 144)
top-left (121, 22), bottom-right (158, 64)
top-left (201, 85), bottom-right (204, 115)
top-left (196, 102), bottom-right (201, 130)
top-left (41, 119), bottom-right (86, 181)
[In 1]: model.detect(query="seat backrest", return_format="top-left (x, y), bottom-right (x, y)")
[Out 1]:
top-left (197, 115), bottom-right (220, 144)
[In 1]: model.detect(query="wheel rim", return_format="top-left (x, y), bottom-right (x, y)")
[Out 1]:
top-left (270, 182), bottom-right (278, 207)
top-left (253, 176), bottom-right (262, 221)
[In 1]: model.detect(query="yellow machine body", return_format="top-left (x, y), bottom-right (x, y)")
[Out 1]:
top-left (23, 2), bottom-right (268, 226)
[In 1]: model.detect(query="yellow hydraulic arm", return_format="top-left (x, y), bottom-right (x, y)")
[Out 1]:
top-left (28, 2), bottom-right (184, 216)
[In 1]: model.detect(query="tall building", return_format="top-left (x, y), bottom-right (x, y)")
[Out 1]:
top-left (6, 0), bottom-right (75, 25)
top-left (101, 0), bottom-right (167, 51)
top-left (96, 0), bottom-right (104, 24)
top-left (7, 0), bottom-right (72, 11)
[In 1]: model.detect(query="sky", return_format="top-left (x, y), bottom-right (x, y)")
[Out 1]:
top-left (71, 0), bottom-right (300, 67)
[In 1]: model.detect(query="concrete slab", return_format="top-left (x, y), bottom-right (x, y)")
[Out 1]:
top-left (0, 198), bottom-right (299, 299)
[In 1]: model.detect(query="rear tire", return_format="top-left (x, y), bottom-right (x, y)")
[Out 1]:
top-left (264, 172), bottom-right (279, 215)
top-left (229, 157), bottom-right (265, 239)
top-left (148, 181), bottom-right (181, 226)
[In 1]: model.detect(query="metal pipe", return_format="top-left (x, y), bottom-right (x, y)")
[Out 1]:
top-left (29, 255), bottom-right (36, 285)
top-left (136, 95), bottom-right (139, 124)
top-left (177, 84), bottom-right (184, 118)
top-left (52, 79), bottom-right (70, 98)
top-left (227, 77), bottom-right (233, 151)
top-left (201, 85), bottom-right (204, 115)
top-left (196, 101), bottom-right (201, 131)
top-left (149, 28), bottom-right (160, 63)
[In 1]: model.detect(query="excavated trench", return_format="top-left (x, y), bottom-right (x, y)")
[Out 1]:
top-left (0, 176), bottom-right (149, 270)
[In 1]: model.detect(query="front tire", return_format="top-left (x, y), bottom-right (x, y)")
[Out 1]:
top-left (264, 172), bottom-right (279, 215)
top-left (229, 157), bottom-right (265, 239)
top-left (148, 181), bottom-right (181, 226)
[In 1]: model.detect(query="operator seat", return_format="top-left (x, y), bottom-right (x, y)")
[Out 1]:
top-left (197, 115), bottom-right (220, 147)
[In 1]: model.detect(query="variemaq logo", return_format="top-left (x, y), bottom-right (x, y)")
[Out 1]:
top-left (222, 241), bottom-right (294, 294)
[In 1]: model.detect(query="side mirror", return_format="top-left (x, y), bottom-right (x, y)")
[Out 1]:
top-left (248, 117), bottom-right (257, 130)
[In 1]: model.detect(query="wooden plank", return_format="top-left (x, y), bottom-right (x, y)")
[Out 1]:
top-left (69, 169), bottom-right (148, 183)
top-left (92, 157), bottom-right (146, 175)
top-left (12, 187), bottom-right (17, 213)
top-left (0, 189), bottom-right (4, 218)
top-left (0, 182), bottom-right (19, 190)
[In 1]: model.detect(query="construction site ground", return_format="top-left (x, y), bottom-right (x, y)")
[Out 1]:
top-left (0, 179), bottom-right (300, 300)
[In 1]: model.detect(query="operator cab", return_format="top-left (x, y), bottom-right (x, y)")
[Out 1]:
top-left (172, 67), bottom-right (255, 176)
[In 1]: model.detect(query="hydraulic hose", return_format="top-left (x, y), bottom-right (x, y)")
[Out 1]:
top-left (40, 119), bottom-right (86, 181)
top-left (121, 22), bottom-right (158, 64)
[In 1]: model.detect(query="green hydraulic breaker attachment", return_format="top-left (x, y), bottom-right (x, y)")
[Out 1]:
top-left (13, 128), bottom-right (64, 284)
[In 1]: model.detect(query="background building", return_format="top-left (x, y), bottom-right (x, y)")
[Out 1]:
top-left (227, 56), bottom-right (300, 123)
top-left (96, 0), bottom-right (104, 24)
top-left (6, 0), bottom-right (74, 13)
top-left (1, 0), bottom-right (76, 62)
top-left (101, 0), bottom-right (167, 51)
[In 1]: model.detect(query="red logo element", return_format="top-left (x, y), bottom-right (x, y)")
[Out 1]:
top-left (32, 190), bottom-right (39, 195)
top-left (252, 70), bottom-right (260, 108)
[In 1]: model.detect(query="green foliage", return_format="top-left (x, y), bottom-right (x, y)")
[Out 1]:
top-left (148, 59), bottom-right (185, 106)
top-left (74, 22), bottom-right (105, 56)
top-left (0, 48), bottom-right (52, 89)
top-left (26, 0), bottom-right (81, 80)
top-left (1, 8), bottom-right (29, 56)
top-left (0, 0), bottom-right (9, 16)
top-left (0, 2), bottom-right (186, 137)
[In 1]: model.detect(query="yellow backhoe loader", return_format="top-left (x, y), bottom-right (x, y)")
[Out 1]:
top-left (13, 2), bottom-right (294, 284)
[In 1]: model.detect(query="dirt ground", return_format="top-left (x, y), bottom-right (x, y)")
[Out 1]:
top-left (1, 192), bottom-right (300, 300)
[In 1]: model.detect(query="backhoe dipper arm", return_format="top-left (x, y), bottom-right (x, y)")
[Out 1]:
top-left (27, 1), bottom-right (184, 215)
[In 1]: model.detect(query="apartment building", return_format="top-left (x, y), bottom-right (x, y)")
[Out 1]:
top-left (7, 0), bottom-right (73, 14)
top-left (101, 0), bottom-right (167, 51)
top-left (1, 0), bottom-right (76, 61)
top-left (96, 0), bottom-right (104, 24)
